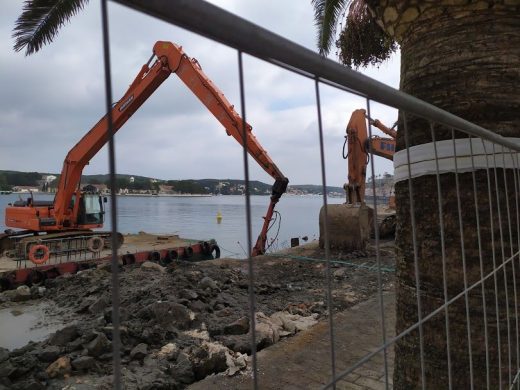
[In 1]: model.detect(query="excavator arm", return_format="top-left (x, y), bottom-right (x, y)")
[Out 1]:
top-left (11, 41), bottom-right (287, 256)
top-left (368, 118), bottom-right (397, 139)
top-left (153, 42), bottom-right (288, 256)
top-left (367, 136), bottom-right (395, 160)
top-left (318, 109), bottom-right (396, 253)
top-left (344, 109), bottom-right (395, 204)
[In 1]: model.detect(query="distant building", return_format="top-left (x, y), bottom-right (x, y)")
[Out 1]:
top-left (43, 175), bottom-right (57, 183)
top-left (159, 184), bottom-right (174, 194)
top-left (90, 184), bottom-right (109, 194)
top-left (12, 186), bottom-right (39, 193)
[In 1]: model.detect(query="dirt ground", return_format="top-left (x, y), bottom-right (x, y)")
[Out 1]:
top-left (0, 239), bottom-right (395, 389)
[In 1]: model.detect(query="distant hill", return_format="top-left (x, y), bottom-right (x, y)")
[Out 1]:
top-left (289, 184), bottom-right (344, 195)
top-left (0, 170), bottom-right (391, 196)
top-left (194, 179), bottom-right (270, 195)
top-left (0, 170), bottom-right (53, 191)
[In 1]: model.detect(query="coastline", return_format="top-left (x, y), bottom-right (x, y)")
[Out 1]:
top-left (118, 193), bottom-right (213, 198)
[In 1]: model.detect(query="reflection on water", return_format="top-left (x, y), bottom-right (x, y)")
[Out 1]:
top-left (0, 303), bottom-right (63, 350)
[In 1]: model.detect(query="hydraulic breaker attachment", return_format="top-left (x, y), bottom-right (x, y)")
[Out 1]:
top-left (252, 177), bottom-right (289, 256)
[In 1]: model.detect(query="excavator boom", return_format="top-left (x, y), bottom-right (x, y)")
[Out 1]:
top-left (368, 136), bottom-right (395, 161)
top-left (5, 41), bottom-right (288, 257)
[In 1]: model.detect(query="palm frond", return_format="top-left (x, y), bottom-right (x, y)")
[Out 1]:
top-left (13, 0), bottom-right (90, 56)
top-left (311, 0), bottom-right (350, 56)
top-left (336, 1), bottom-right (397, 68)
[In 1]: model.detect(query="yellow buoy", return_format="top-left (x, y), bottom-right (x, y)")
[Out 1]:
top-left (216, 211), bottom-right (223, 224)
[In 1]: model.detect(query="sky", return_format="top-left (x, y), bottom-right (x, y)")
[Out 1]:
top-left (0, 0), bottom-right (399, 187)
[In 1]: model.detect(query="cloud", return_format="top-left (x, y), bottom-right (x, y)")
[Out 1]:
top-left (0, 0), bottom-right (400, 187)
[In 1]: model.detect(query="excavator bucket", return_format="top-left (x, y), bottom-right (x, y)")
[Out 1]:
top-left (319, 204), bottom-right (374, 251)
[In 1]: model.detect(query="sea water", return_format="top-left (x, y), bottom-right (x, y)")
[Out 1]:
top-left (0, 193), bottom-right (346, 258)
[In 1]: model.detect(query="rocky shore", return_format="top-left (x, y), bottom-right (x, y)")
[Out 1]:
top-left (0, 241), bottom-right (394, 389)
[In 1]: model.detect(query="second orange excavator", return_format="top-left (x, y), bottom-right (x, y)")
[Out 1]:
top-left (2, 41), bottom-right (288, 261)
top-left (319, 109), bottom-right (396, 250)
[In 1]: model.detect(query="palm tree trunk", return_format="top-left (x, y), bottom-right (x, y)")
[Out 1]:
top-left (367, 2), bottom-right (520, 388)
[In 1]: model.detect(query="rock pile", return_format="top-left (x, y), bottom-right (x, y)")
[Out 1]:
top-left (0, 242), bottom-right (394, 389)
top-left (0, 261), bottom-right (323, 388)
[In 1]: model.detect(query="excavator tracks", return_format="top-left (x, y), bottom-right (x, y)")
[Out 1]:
top-left (0, 237), bottom-right (219, 291)
top-left (0, 230), bottom-right (124, 264)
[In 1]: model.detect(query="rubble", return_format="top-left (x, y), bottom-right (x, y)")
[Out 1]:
top-left (45, 356), bottom-right (71, 378)
top-left (223, 316), bottom-right (249, 335)
top-left (48, 325), bottom-right (79, 347)
top-left (71, 356), bottom-right (95, 371)
top-left (255, 312), bottom-right (280, 348)
top-left (154, 343), bottom-right (178, 360)
top-left (0, 241), bottom-right (394, 389)
top-left (12, 285), bottom-right (31, 302)
top-left (88, 296), bottom-right (110, 315)
top-left (129, 343), bottom-right (148, 360)
top-left (37, 346), bottom-right (61, 363)
top-left (86, 333), bottom-right (111, 357)
top-left (140, 261), bottom-right (166, 273)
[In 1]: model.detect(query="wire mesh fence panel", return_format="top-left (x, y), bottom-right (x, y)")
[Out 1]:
top-left (91, 1), bottom-right (520, 389)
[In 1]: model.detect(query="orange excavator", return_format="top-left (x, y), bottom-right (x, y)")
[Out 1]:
top-left (319, 109), bottom-right (395, 250)
top-left (2, 41), bottom-right (288, 259)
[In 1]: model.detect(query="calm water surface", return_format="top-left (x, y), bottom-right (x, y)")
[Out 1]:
top-left (0, 303), bottom-right (64, 350)
top-left (0, 194), bottom-right (345, 257)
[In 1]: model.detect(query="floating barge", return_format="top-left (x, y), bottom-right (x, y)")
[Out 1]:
top-left (0, 233), bottom-right (220, 291)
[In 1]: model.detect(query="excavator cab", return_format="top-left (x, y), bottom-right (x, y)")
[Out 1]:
top-left (76, 192), bottom-right (105, 226)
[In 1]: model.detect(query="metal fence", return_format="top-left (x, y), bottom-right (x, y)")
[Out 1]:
top-left (95, 0), bottom-right (520, 388)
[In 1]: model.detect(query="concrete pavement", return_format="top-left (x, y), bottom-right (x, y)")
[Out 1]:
top-left (189, 292), bottom-right (395, 389)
